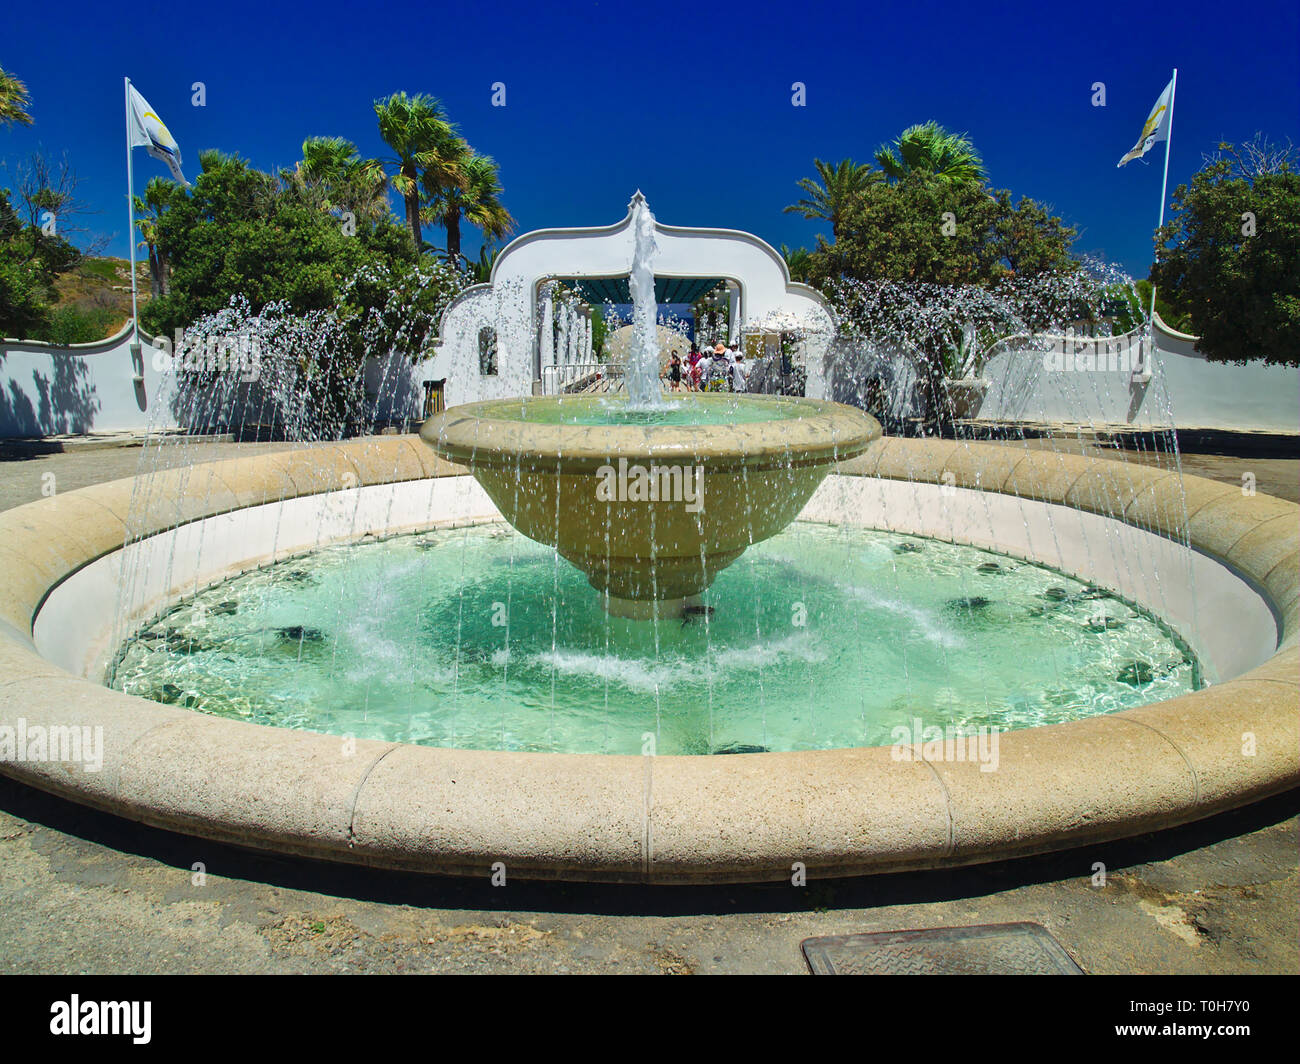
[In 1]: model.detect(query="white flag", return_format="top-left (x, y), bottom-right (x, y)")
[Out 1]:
top-left (127, 83), bottom-right (187, 185)
top-left (1117, 78), bottom-right (1174, 168)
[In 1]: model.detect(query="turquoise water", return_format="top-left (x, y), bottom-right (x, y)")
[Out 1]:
top-left (479, 394), bottom-right (816, 427)
top-left (110, 522), bottom-right (1200, 755)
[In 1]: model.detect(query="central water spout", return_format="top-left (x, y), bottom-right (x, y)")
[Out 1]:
top-left (624, 192), bottom-right (667, 409)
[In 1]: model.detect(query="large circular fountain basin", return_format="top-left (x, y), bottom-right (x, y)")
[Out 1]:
top-left (420, 394), bottom-right (879, 609)
top-left (0, 437), bottom-right (1295, 883)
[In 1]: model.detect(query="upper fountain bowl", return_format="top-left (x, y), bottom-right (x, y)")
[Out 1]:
top-left (420, 393), bottom-right (880, 616)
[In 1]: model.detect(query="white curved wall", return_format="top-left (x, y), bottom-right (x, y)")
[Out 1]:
top-left (0, 325), bottom-right (166, 436)
top-left (816, 317), bottom-right (1299, 433)
top-left (975, 322), bottom-right (1300, 431)
top-left (0, 325), bottom-right (435, 437)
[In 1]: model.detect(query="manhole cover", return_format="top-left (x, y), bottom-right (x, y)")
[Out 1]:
top-left (802, 922), bottom-right (1083, 975)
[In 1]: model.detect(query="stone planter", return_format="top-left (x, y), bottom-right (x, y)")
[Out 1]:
top-left (942, 377), bottom-right (990, 420)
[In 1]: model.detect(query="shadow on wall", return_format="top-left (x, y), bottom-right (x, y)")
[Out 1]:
top-left (0, 354), bottom-right (102, 437)
top-left (823, 339), bottom-right (926, 430)
top-left (365, 353), bottom-right (424, 426)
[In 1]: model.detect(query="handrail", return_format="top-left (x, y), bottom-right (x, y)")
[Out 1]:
top-left (540, 362), bottom-right (621, 395)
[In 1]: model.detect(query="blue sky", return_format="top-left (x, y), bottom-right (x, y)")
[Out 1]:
top-left (2, 0), bottom-right (1296, 279)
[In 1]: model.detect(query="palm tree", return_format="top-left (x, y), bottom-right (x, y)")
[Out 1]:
top-left (783, 158), bottom-right (876, 239)
top-left (0, 65), bottom-right (33, 127)
top-left (874, 122), bottom-right (987, 185)
top-left (297, 135), bottom-right (359, 182)
top-left (133, 176), bottom-right (176, 298)
top-left (423, 150), bottom-right (514, 265)
top-left (287, 136), bottom-right (389, 226)
top-left (374, 92), bottom-right (465, 252)
top-left (779, 244), bottom-right (813, 283)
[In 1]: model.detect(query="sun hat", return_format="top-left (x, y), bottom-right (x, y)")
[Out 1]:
top-left (714, 343), bottom-right (726, 354)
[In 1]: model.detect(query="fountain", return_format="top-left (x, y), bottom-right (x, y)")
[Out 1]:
top-left (420, 195), bottom-right (879, 617)
top-left (0, 194), bottom-right (1294, 884)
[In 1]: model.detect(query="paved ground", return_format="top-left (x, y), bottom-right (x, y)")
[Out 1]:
top-left (1128, 452), bottom-right (1298, 505)
top-left (1007, 435), bottom-right (1298, 504)
top-left (0, 437), bottom-right (1295, 975)
top-left (0, 439), bottom-right (297, 512)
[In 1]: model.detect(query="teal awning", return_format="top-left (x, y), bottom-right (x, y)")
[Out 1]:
top-left (556, 277), bottom-right (725, 306)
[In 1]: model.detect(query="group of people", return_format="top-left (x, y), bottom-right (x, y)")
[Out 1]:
top-left (667, 341), bottom-right (752, 393)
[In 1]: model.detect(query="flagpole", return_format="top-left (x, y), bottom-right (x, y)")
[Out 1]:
top-left (1133, 67), bottom-right (1177, 380)
top-left (1149, 67), bottom-right (1178, 326)
top-left (124, 76), bottom-right (139, 344)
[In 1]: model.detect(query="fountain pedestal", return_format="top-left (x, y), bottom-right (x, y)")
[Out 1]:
top-left (420, 395), bottom-right (880, 615)
top-left (602, 593), bottom-right (703, 621)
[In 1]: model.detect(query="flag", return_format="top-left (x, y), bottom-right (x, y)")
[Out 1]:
top-left (1117, 78), bottom-right (1174, 167)
top-left (127, 83), bottom-right (187, 185)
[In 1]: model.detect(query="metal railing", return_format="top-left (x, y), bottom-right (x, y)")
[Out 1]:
top-left (540, 362), bottom-right (623, 395)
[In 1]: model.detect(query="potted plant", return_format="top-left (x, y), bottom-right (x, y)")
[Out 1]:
top-left (938, 323), bottom-right (991, 420)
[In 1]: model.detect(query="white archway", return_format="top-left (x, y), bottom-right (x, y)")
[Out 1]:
top-left (428, 192), bottom-right (836, 406)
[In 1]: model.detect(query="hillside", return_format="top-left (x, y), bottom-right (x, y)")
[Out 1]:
top-left (40, 256), bottom-right (152, 344)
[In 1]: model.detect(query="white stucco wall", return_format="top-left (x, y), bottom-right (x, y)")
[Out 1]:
top-left (0, 324), bottom-right (437, 437)
top-left (0, 325), bottom-right (168, 436)
top-left (973, 316), bottom-right (1300, 431)
top-left (815, 314), bottom-right (1299, 433)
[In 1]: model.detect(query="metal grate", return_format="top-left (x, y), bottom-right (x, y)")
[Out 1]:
top-left (802, 922), bottom-right (1084, 975)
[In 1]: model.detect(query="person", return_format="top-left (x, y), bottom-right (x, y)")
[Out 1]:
top-left (686, 344), bottom-right (702, 391)
top-left (710, 343), bottom-right (727, 390)
top-left (697, 348), bottom-right (713, 391)
top-left (668, 351), bottom-right (683, 391)
top-left (730, 351), bottom-right (749, 393)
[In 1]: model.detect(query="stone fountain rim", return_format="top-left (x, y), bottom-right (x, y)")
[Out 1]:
top-left (0, 434), bottom-right (1295, 884)
top-left (420, 394), bottom-right (880, 472)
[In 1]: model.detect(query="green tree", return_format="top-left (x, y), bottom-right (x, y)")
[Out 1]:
top-left (0, 190), bottom-right (51, 336)
top-left (0, 65), bottom-right (33, 127)
top-left (809, 175), bottom-right (1075, 287)
top-left (138, 151), bottom-right (414, 338)
top-left (987, 190), bottom-right (1078, 277)
top-left (590, 305), bottom-right (608, 360)
top-left (783, 158), bottom-right (877, 239)
top-left (340, 255), bottom-right (468, 361)
top-left (133, 176), bottom-right (181, 298)
top-left (809, 170), bottom-right (1085, 426)
top-left (874, 122), bottom-right (986, 185)
top-left (1151, 141), bottom-right (1300, 366)
top-left (0, 185), bottom-right (83, 338)
top-left (469, 243), bottom-right (501, 283)
top-left (374, 92), bottom-right (464, 253)
top-left (1111, 279), bottom-right (1187, 334)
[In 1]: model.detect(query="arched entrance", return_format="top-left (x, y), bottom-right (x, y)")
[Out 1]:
top-left (429, 192), bottom-right (835, 407)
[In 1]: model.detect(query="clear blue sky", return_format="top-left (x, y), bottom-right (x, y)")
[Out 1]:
top-left (2, 0), bottom-right (1296, 279)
